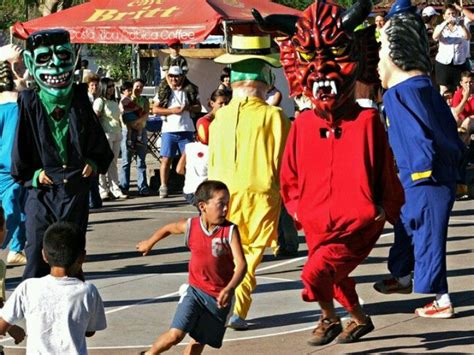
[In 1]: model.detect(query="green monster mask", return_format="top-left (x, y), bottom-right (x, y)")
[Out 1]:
top-left (23, 29), bottom-right (75, 100)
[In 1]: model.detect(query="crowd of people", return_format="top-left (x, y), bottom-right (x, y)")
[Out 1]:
top-left (0, 0), bottom-right (472, 353)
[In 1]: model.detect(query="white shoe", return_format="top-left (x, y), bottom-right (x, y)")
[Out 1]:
top-left (7, 251), bottom-right (27, 265)
top-left (159, 185), bottom-right (168, 198)
top-left (113, 192), bottom-right (128, 200)
top-left (100, 192), bottom-right (110, 200)
top-left (227, 315), bottom-right (249, 330)
top-left (111, 190), bottom-right (128, 200)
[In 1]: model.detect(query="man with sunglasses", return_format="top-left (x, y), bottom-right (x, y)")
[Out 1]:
top-left (152, 66), bottom-right (201, 198)
top-left (10, 29), bottom-right (113, 279)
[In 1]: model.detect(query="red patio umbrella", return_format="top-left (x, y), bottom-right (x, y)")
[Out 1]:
top-left (12, 0), bottom-right (301, 44)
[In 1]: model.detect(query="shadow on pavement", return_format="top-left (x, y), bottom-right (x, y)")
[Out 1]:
top-left (85, 246), bottom-right (188, 263)
top-left (347, 330), bottom-right (474, 353)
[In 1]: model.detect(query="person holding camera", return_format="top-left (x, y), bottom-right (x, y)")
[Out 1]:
top-left (433, 4), bottom-right (471, 94)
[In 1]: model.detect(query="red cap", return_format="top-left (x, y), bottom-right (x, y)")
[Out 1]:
top-left (167, 38), bottom-right (181, 47)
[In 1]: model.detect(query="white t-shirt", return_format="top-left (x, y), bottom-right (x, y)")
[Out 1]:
top-left (435, 22), bottom-right (470, 65)
top-left (153, 90), bottom-right (195, 133)
top-left (183, 142), bottom-right (208, 194)
top-left (1, 275), bottom-right (107, 355)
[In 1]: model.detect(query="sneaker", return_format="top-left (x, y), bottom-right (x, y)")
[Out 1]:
top-left (114, 192), bottom-right (128, 200)
top-left (336, 316), bottom-right (375, 343)
top-left (139, 188), bottom-right (150, 197)
top-left (100, 192), bottom-right (110, 201)
top-left (227, 315), bottom-right (249, 331)
top-left (415, 300), bottom-right (454, 319)
top-left (7, 251), bottom-right (27, 266)
top-left (307, 318), bottom-right (342, 346)
top-left (373, 277), bottom-right (412, 294)
top-left (159, 185), bottom-right (168, 198)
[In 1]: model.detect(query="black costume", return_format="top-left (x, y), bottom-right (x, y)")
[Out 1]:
top-left (11, 85), bottom-right (113, 278)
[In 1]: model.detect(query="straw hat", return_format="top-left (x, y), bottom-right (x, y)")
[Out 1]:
top-left (215, 35), bottom-right (281, 68)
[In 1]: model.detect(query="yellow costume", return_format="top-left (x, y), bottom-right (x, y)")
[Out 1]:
top-left (208, 96), bottom-right (290, 319)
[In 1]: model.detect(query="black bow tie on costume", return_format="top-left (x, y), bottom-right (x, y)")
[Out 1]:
top-left (51, 107), bottom-right (65, 121)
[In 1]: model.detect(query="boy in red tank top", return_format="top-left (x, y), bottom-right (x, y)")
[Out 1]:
top-left (136, 180), bottom-right (247, 354)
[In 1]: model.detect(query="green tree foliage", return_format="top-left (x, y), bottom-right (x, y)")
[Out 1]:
top-left (274, 0), bottom-right (358, 11)
top-left (88, 44), bottom-right (133, 81)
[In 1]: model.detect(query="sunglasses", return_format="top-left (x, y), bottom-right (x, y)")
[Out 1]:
top-left (168, 74), bottom-right (181, 78)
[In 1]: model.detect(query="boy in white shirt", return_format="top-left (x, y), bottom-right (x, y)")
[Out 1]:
top-left (0, 221), bottom-right (107, 354)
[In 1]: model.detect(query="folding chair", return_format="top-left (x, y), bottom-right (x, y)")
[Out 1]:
top-left (146, 115), bottom-right (162, 161)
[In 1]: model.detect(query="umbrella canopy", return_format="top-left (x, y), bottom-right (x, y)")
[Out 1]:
top-left (12, 0), bottom-right (301, 44)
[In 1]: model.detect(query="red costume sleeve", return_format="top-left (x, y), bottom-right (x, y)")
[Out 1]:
top-left (280, 122), bottom-right (303, 230)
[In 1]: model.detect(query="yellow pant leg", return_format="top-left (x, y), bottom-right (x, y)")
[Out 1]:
top-left (233, 245), bottom-right (265, 319)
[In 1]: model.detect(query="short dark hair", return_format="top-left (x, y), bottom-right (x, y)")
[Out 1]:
top-left (43, 222), bottom-right (85, 268)
top-left (221, 67), bottom-right (231, 76)
top-left (460, 71), bottom-right (474, 80)
top-left (194, 180), bottom-right (229, 205)
top-left (220, 73), bottom-right (230, 82)
top-left (26, 29), bottom-right (70, 52)
top-left (443, 4), bottom-right (457, 15)
top-left (120, 81), bottom-right (133, 92)
top-left (209, 88), bottom-right (228, 103)
top-left (0, 205), bottom-right (4, 230)
top-left (386, 12), bottom-right (431, 74)
top-left (133, 78), bottom-right (145, 86)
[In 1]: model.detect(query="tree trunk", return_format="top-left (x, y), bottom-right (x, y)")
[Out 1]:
top-left (40, 0), bottom-right (73, 16)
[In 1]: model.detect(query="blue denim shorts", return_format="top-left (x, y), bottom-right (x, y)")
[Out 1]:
top-left (170, 284), bottom-right (231, 348)
top-left (160, 131), bottom-right (194, 158)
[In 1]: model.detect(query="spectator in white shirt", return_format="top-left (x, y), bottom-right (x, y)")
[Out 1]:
top-left (433, 4), bottom-right (471, 94)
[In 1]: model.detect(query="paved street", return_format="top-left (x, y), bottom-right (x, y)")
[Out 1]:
top-left (1, 163), bottom-right (473, 354)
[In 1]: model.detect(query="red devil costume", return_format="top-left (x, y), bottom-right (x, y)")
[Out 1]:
top-left (254, 0), bottom-right (404, 344)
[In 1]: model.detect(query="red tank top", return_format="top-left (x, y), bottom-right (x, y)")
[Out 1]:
top-left (186, 217), bottom-right (235, 298)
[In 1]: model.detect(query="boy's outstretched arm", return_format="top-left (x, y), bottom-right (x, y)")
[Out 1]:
top-left (0, 318), bottom-right (25, 344)
top-left (136, 220), bottom-right (188, 256)
top-left (217, 228), bottom-right (247, 308)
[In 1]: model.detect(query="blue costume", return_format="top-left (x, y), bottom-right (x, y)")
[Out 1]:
top-left (383, 75), bottom-right (465, 294)
top-left (0, 101), bottom-right (26, 253)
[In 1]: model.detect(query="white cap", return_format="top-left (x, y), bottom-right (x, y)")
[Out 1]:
top-left (168, 66), bottom-right (183, 76)
top-left (422, 6), bottom-right (439, 17)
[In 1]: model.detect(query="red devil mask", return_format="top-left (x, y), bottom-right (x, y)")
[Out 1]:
top-left (254, 0), bottom-right (378, 123)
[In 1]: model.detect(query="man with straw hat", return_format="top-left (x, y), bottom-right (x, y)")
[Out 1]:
top-left (209, 34), bottom-right (291, 330)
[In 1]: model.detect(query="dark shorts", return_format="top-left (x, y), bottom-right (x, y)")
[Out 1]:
top-left (170, 284), bottom-right (231, 348)
top-left (160, 131), bottom-right (194, 158)
top-left (435, 61), bottom-right (469, 90)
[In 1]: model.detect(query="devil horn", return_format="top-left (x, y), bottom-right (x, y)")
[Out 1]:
top-left (251, 8), bottom-right (299, 37)
top-left (341, 0), bottom-right (373, 33)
